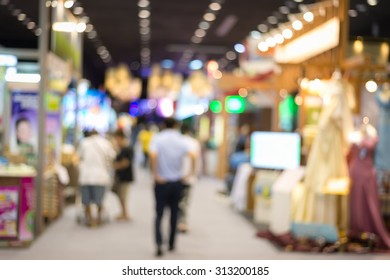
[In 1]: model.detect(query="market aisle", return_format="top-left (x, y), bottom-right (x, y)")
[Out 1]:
top-left (1, 166), bottom-right (390, 260)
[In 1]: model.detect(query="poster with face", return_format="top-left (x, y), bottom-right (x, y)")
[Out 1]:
top-left (10, 91), bottom-right (38, 166)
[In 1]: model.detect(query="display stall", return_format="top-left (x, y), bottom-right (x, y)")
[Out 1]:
top-left (0, 165), bottom-right (36, 247)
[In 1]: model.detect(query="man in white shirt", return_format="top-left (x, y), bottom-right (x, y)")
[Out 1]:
top-left (149, 118), bottom-right (195, 257)
top-left (77, 130), bottom-right (116, 227)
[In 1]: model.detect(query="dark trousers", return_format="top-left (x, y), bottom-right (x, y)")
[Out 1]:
top-left (154, 181), bottom-right (183, 248)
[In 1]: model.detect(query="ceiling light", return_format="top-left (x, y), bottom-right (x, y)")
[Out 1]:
top-left (282, 28), bottom-right (293, 39)
top-left (82, 16), bottom-right (90, 23)
top-left (140, 27), bottom-right (150, 35)
top-left (64, 0), bottom-right (74, 9)
top-left (161, 59), bottom-right (174, 69)
top-left (195, 29), bottom-right (206, 37)
top-left (349, 9), bottom-right (358, 17)
top-left (292, 20), bottom-right (303, 30)
top-left (258, 41), bottom-right (269, 52)
top-left (138, 0), bottom-right (150, 7)
top-left (234, 43), bottom-right (245, 53)
top-left (76, 22), bottom-right (86, 32)
top-left (203, 13), bottom-right (216, 22)
top-left (199, 21), bottom-right (210, 30)
top-left (274, 33), bottom-right (284, 44)
top-left (365, 80), bottom-right (378, 92)
top-left (5, 73), bottom-right (41, 83)
top-left (258, 24), bottom-right (268, 33)
top-left (294, 0), bottom-right (303, 2)
top-left (17, 13), bottom-right (26, 21)
top-left (191, 36), bottom-right (202, 44)
top-left (189, 60), bottom-right (203, 70)
top-left (51, 0), bottom-right (58, 8)
top-left (367, 0), bottom-right (378, 6)
top-left (141, 48), bottom-right (150, 56)
top-left (87, 30), bottom-right (97, 39)
top-left (140, 19), bottom-right (150, 27)
top-left (303, 11), bottom-right (314, 22)
top-left (139, 10), bottom-right (151, 18)
top-left (73, 6), bottom-right (83, 15)
top-left (266, 37), bottom-right (276, 48)
top-left (53, 22), bottom-right (76, 32)
top-left (207, 60), bottom-right (219, 72)
top-left (85, 24), bottom-right (93, 32)
top-left (45, 1), bottom-right (51, 8)
top-left (35, 28), bottom-right (42, 36)
top-left (12, 9), bottom-right (21, 16)
top-left (279, 6), bottom-right (290, 14)
top-left (267, 16), bottom-right (278, 25)
top-left (100, 52), bottom-right (110, 59)
top-left (225, 51), bottom-right (237, 60)
top-left (356, 4), bottom-right (367, 12)
top-left (251, 30), bottom-right (261, 39)
top-left (238, 88), bottom-right (248, 97)
top-left (209, 2), bottom-right (222, 11)
top-left (97, 46), bottom-right (107, 55)
top-left (27, 22), bottom-right (36, 30)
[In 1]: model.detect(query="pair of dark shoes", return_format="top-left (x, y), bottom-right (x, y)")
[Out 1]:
top-left (156, 245), bottom-right (175, 257)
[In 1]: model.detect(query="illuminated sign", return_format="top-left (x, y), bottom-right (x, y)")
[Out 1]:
top-left (225, 96), bottom-right (245, 114)
top-left (275, 18), bottom-right (340, 64)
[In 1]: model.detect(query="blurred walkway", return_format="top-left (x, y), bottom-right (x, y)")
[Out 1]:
top-left (1, 166), bottom-right (390, 260)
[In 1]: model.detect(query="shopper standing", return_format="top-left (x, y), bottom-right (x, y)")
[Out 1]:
top-left (113, 130), bottom-right (134, 221)
top-left (149, 118), bottom-right (195, 257)
top-left (77, 130), bottom-right (116, 227)
top-left (177, 124), bottom-right (201, 233)
top-left (138, 123), bottom-right (154, 168)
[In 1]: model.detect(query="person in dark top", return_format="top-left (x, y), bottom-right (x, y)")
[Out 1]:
top-left (113, 130), bottom-right (134, 221)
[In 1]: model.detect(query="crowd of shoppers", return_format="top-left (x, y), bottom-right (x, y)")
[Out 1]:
top-left (76, 118), bottom-right (201, 257)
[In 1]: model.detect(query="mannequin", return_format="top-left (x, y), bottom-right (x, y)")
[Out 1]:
top-left (348, 117), bottom-right (390, 249)
top-left (375, 82), bottom-right (390, 192)
top-left (293, 69), bottom-right (355, 231)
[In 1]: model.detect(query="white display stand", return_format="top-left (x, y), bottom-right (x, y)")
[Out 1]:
top-left (230, 163), bottom-right (253, 212)
top-left (253, 170), bottom-right (281, 224)
top-left (269, 167), bottom-right (305, 235)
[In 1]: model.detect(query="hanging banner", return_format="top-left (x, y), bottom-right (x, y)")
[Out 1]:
top-left (10, 91), bottom-right (38, 166)
top-left (46, 91), bottom-right (62, 163)
top-left (0, 66), bottom-right (6, 130)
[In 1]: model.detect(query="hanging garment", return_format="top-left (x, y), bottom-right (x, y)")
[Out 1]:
top-left (293, 79), bottom-right (355, 231)
top-left (375, 92), bottom-right (390, 174)
top-left (349, 137), bottom-right (390, 249)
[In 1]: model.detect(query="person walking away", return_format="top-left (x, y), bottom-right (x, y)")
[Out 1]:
top-left (177, 124), bottom-right (201, 233)
top-left (149, 118), bottom-right (195, 257)
top-left (113, 129), bottom-right (134, 221)
top-left (77, 130), bottom-right (116, 227)
top-left (138, 123), bottom-right (154, 168)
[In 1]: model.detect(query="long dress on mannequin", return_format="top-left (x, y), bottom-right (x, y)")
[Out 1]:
top-left (348, 125), bottom-right (390, 249)
top-left (293, 71), bottom-right (355, 231)
top-left (375, 84), bottom-right (390, 187)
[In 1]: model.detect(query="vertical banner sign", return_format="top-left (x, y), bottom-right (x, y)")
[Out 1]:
top-left (46, 91), bottom-right (62, 163)
top-left (19, 177), bottom-right (35, 241)
top-left (10, 91), bottom-right (39, 166)
top-left (0, 66), bottom-right (6, 130)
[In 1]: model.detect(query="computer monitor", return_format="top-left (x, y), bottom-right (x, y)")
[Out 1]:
top-left (250, 131), bottom-right (301, 170)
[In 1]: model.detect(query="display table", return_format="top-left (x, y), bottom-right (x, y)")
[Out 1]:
top-left (269, 167), bottom-right (305, 235)
top-left (0, 166), bottom-right (36, 247)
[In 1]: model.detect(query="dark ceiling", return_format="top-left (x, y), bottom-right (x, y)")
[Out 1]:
top-left (1, 0), bottom-right (390, 87)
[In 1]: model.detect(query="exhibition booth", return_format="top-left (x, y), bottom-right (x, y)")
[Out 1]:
top-left (223, 0), bottom-right (390, 253)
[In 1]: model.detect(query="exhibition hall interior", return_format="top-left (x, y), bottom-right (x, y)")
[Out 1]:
top-left (1, 0), bottom-right (390, 259)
